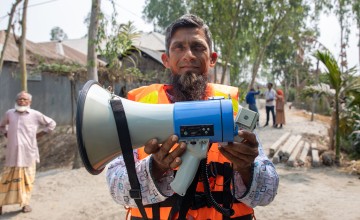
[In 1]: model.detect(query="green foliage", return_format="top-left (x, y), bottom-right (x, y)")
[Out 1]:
top-left (143, 0), bottom-right (187, 33)
top-left (35, 63), bottom-right (86, 75)
top-left (313, 50), bottom-right (360, 162)
top-left (142, 0), bottom-right (316, 88)
top-left (50, 26), bottom-right (68, 41)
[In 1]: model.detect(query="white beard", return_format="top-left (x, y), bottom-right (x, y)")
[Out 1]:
top-left (15, 104), bottom-right (30, 112)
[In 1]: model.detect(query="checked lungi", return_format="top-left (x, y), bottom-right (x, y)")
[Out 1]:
top-left (0, 163), bottom-right (36, 207)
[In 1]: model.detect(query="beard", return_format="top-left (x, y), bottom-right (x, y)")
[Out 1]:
top-left (15, 103), bottom-right (30, 112)
top-left (170, 71), bottom-right (208, 102)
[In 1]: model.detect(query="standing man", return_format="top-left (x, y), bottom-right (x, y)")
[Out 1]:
top-left (0, 91), bottom-right (56, 214)
top-left (106, 14), bottom-right (278, 219)
top-left (264, 82), bottom-right (276, 127)
top-left (245, 86), bottom-right (260, 113)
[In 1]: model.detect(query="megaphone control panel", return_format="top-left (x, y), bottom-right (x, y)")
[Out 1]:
top-left (180, 125), bottom-right (214, 137)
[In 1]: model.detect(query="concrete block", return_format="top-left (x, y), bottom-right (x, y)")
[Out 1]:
top-left (287, 140), bottom-right (304, 167)
top-left (269, 132), bottom-right (291, 157)
top-left (298, 142), bottom-right (310, 166)
top-left (311, 143), bottom-right (320, 167)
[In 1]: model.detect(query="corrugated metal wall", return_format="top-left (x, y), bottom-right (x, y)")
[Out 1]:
top-left (0, 64), bottom-right (83, 125)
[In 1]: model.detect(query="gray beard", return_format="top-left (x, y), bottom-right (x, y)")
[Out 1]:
top-left (15, 104), bottom-right (30, 112)
top-left (170, 71), bottom-right (208, 102)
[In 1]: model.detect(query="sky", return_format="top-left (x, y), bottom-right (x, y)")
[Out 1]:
top-left (0, 0), bottom-right (359, 74)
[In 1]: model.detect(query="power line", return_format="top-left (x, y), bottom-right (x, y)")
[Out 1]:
top-left (0, 0), bottom-right (60, 20)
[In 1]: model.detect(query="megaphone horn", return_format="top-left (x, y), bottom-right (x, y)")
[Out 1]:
top-left (76, 80), bottom-right (174, 175)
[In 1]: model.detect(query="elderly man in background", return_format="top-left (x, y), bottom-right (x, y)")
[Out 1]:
top-left (0, 91), bottom-right (56, 214)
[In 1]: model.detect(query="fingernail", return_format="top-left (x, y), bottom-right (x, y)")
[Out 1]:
top-left (172, 135), bottom-right (178, 142)
top-left (180, 142), bottom-right (186, 149)
top-left (151, 139), bottom-right (157, 145)
top-left (175, 158), bottom-right (180, 163)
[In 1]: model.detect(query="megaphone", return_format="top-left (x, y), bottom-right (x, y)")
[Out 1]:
top-left (76, 80), bottom-right (258, 196)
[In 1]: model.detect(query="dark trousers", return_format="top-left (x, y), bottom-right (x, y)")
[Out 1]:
top-left (265, 106), bottom-right (276, 125)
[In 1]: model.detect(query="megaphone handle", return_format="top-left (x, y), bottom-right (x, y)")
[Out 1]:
top-left (170, 140), bottom-right (209, 196)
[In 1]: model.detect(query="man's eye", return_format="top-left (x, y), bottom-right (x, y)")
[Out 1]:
top-left (193, 45), bottom-right (206, 51)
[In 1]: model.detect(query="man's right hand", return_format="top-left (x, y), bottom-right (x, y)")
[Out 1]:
top-left (144, 135), bottom-right (187, 180)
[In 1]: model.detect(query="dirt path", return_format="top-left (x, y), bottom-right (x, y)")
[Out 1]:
top-left (1, 100), bottom-right (359, 220)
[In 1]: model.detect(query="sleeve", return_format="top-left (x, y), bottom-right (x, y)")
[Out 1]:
top-left (38, 113), bottom-right (56, 133)
top-left (106, 150), bottom-right (175, 207)
top-left (0, 111), bottom-right (9, 135)
top-left (232, 132), bottom-right (279, 207)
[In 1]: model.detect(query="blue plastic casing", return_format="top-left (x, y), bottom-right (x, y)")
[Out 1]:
top-left (173, 99), bottom-right (235, 142)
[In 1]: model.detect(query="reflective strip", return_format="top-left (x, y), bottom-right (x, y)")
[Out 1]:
top-left (213, 90), bottom-right (239, 115)
top-left (138, 90), bottom-right (159, 104)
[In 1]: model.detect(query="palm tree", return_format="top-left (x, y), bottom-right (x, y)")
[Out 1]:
top-left (314, 50), bottom-right (360, 164)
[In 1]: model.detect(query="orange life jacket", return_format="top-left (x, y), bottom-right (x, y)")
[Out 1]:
top-left (127, 83), bottom-right (254, 220)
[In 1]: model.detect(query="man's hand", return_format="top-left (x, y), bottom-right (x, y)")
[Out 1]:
top-left (36, 131), bottom-right (47, 139)
top-left (144, 135), bottom-right (187, 180)
top-left (218, 130), bottom-right (259, 187)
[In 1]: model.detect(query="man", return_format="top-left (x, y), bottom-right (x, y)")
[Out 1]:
top-left (245, 86), bottom-right (260, 113)
top-left (0, 91), bottom-right (56, 214)
top-left (264, 82), bottom-right (276, 127)
top-left (106, 14), bottom-right (278, 219)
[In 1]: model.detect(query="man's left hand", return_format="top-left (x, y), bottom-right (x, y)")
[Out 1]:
top-left (218, 130), bottom-right (259, 187)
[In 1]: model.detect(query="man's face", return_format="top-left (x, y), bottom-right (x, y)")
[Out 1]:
top-left (162, 27), bottom-right (217, 76)
top-left (16, 93), bottom-right (31, 107)
top-left (161, 27), bottom-right (217, 102)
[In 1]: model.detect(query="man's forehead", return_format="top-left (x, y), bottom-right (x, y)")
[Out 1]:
top-left (171, 27), bottom-right (206, 42)
top-left (19, 93), bottom-right (29, 98)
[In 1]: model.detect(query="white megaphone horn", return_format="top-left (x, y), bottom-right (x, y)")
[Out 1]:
top-left (76, 80), bottom-right (258, 196)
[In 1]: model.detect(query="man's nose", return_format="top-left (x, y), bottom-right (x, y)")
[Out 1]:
top-left (183, 48), bottom-right (196, 61)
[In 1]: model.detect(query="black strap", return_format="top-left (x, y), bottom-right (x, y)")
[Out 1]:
top-left (152, 203), bottom-right (160, 220)
top-left (222, 162), bottom-right (233, 220)
top-left (177, 159), bottom-right (204, 219)
top-left (131, 214), bottom-right (253, 220)
top-left (110, 99), bottom-right (148, 220)
top-left (167, 194), bottom-right (182, 220)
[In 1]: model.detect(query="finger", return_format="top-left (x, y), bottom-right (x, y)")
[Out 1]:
top-left (169, 157), bottom-right (182, 169)
top-left (220, 142), bottom-right (258, 156)
top-left (237, 130), bottom-right (258, 148)
top-left (162, 142), bottom-right (187, 167)
top-left (169, 141), bottom-right (187, 158)
top-left (160, 135), bottom-right (179, 154)
top-left (219, 146), bottom-right (256, 169)
top-left (144, 138), bottom-right (159, 154)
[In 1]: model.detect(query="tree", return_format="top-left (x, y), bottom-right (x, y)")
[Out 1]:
top-left (351, 0), bottom-right (360, 67)
top-left (0, 0), bottom-right (22, 75)
top-left (142, 0), bottom-right (315, 87)
top-left (18, 0), bottom-right (29, 92)
top-left (98, 21), bottom-right (140, 88)
top-left (87, 0), bottom-right (101, 81)
top-left (143, 0), bottom-right (187, 32)
top-left (50, 26), bottom-right (68, 41)
top-left (314, 50), bottom-right (360, 164)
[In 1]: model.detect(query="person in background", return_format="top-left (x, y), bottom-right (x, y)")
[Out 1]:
top-left (0, 91), bottom-right (56, 215)
top-left (275, 89), bottom-right (285, 128)
top-left (106, 14), bottom-right (278, 220)
top-left (245, 86), bottom-right (260, 113)
top-left (263, 82), bottom-right (276, 127)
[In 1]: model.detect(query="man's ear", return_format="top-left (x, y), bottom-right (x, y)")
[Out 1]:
top-left (161, 53), bottom-right (170, 68)
top-left (210, 52), bottom-right (218, 67)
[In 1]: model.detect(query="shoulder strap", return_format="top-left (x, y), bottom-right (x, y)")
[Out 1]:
top-left (110, 99), bottom-right (148, 220)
